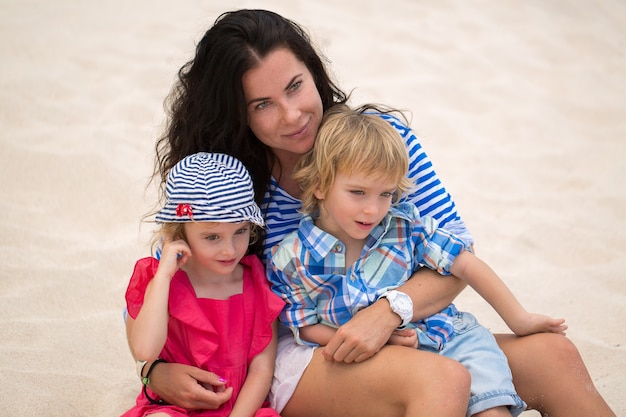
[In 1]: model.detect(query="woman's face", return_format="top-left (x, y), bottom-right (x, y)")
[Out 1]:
top-left (243, 47), bottom-right (323, 164)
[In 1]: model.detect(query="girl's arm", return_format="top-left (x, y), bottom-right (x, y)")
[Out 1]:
top-left (228, 321), bottom-right (279, 417)
top-left (128, 238), bottom-right (191, 361)
top-left (127, 274), bottom-right (170, 361)
top-left (449, 251), bottom-right (567, 336)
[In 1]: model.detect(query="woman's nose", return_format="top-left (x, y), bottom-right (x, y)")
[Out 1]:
top-left (280, 102), bottom-right (300, 123)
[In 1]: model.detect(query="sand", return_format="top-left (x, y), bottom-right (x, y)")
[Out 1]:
top-left (0, 1), bottom-right (624, 415)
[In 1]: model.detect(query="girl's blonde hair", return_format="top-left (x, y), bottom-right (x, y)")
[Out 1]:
top-left (294, 104), bottom-right (415, 214)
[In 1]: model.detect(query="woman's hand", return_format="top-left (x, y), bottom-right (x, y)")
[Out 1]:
top-left (148, 362), bottom-right (233, 410)
top-left (322, 300), bottom-right (399, 363)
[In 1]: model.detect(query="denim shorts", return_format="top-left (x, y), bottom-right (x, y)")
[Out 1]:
top-left (418, 311), bottom-right (527, 417)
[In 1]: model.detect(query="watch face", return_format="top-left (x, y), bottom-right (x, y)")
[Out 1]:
top-left (394, 294), bottom-right (413, 314)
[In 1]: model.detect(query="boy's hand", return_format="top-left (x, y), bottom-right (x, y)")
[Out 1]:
top-left (510, 313), bottom-right (568, 336)
top-left (387, 328), bottom-right (418, 349)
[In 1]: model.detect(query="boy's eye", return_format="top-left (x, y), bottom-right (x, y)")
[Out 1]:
top-left (235, 227), bottom-right (249, 235)
top-left (206, 235), bottom-right (219, 241)
top-left (381, 192), bottom-right (393, 198)
top-left (350, 190), bottom-right (364, 195)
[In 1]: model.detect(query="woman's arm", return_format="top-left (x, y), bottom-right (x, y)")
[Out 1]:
top-left (142, 360), bottom-right (233, 409)
top-left (400, 267), bottom-right (467, 321)
top-left (322, 268), bottom-right (466, 363)
top-left (229, 321), bottom-right (279, 417)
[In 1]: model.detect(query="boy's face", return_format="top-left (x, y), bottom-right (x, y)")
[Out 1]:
top-left (314, 170), bottom-right (397, 244)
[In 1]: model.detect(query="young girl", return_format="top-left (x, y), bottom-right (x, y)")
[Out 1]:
top-left (267, 105), bottom-right (568, 417)
top-left (123, 152), bottom-right (284, 417)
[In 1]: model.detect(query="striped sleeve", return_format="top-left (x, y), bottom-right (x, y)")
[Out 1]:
top-left (380, 113), bottom-right (474, 245)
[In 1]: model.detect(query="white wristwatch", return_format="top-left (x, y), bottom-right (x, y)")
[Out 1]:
top-left (380, 290), bottom-right (413, 329)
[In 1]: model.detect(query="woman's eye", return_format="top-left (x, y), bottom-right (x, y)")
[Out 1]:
top-left (289, 80), bottom-right (302, 92)
top-left (255, 100), bottom-right (270, 110)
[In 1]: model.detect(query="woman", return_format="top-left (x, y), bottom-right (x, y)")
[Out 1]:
top-left (136, 9), bottom-right (615, 417)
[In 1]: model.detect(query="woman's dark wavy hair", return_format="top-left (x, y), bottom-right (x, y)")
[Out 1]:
top-left (154, 9), bottom-right (347, 207)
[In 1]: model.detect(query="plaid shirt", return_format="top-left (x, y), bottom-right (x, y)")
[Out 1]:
top-left (267, 202), bottom-right (469, 349)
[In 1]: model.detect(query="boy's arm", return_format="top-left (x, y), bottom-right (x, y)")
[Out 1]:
top-left (299, 323), bottom-right (338, 346)
top-left (449, 251), bottom-right (566, 335)
top-left (228, 321), bottom-right (279, 417)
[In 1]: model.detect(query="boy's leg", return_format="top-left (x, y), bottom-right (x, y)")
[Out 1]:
top-left (439, 312), bottom-right (525, 417)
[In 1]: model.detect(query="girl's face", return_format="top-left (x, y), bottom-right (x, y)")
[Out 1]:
top-left (314, 170), bottom-right (397, 245)
top-left (243, 47), bottom-right (323, 164)
top-left (183, 221), bottom-right (251, 277)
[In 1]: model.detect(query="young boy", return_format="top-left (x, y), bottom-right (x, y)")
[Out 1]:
top-left (267, 104), bottom-right (567, 417)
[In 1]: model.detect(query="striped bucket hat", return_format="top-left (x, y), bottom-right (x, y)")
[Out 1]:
top-left (155, 152), bottom-right (264, 226)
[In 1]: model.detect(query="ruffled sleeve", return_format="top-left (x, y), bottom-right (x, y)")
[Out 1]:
top-left (125, 257), bottom-right (160, 319)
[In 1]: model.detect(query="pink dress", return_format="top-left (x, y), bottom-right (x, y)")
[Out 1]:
top-left (122, 255), bottom-right (284, 417)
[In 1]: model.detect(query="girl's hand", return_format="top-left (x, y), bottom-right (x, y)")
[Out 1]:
top-left (387, 328), bottom-right (418, 349)
top-left (156, 236), bottom-right (191, 280)
top-left (509, 313), bottom-right (568, 337)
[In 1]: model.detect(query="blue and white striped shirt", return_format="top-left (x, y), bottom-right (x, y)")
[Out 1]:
top-left (267, 203), bottom-right (469, 349)
top-left (260, 112), bottom-right (473, 263)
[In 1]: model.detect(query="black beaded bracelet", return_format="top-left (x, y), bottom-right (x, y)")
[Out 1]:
top-left (142, 358), bottom-right (168, 406)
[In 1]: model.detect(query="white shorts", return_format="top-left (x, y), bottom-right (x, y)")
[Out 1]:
top-left (268, 334), bottom-right (315, 412)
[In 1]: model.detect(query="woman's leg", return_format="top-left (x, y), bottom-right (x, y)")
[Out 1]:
top-left (495, 333), bottom-right (616, 417)
top-left (281, 345), bottom-right (470, 417)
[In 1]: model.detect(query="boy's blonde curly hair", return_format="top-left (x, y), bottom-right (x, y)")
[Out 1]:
top-left (294, 104), bottom-right (415, 214)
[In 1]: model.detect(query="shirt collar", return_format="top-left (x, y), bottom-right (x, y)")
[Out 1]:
top-left (297, 205), bottom-right (413, 260)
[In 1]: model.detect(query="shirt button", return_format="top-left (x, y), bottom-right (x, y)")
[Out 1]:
top-left (333, 244), bottom-right (342, 252)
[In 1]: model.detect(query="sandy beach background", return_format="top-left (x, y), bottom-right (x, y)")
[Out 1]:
top-left (1, 1), bottom-right (624, 415)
